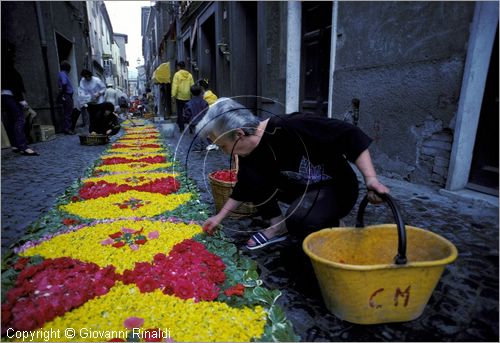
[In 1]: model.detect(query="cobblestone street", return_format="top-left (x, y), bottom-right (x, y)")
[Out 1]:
top-left (2, 124), bottom-right (499, 341)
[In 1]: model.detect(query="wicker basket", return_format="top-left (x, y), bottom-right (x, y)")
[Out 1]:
top-left (79, 134), bottom-right (109, 146)
top-left (208, 170), bottom-right (257, 218)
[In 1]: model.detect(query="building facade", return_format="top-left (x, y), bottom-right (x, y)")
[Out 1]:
top-left (1, 1), bottom-right (92, 133)
top-left (141, 1), bottom-right (498, 196)
top-left (113, 33), bottom-right (129, 92)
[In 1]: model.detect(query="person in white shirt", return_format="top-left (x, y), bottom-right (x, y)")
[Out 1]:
top-left (78, 69), bottom-right (106, 129)
top-left (104, 83), bottom-right (120, 110)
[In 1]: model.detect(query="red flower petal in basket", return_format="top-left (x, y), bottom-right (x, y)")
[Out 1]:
top-left (123, 316), bottom-right (144, 329)
top-left (112, 241), bottom-right (126, 248)
top-left (212, 169), bottom-right (238, 182)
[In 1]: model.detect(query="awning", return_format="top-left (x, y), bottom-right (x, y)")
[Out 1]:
top-left (152, 62), bottom-right (171, 84)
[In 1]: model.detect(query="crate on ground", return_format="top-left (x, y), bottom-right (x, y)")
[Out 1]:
top-left (33, 124), bottom-right (56, 142)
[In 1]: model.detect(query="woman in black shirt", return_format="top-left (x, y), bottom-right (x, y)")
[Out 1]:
top-left (197, 98), bottom-right (389, 250)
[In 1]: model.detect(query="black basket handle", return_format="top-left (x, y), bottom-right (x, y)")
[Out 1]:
top-left (355, 191), bottom-right (407, 265)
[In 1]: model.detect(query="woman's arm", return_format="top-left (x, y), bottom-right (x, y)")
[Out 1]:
top-left (355, 149), bottom-right (390, 202)
top-left (202, 197), bottom-right (242, 235)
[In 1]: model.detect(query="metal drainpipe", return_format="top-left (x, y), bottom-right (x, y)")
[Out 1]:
top-left (327, 0), bottom-right (339, 118)
top-left (35, 2), bottom-right (57, 129)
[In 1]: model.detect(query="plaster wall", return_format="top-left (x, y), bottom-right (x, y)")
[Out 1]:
top-left (332, 1), bottom-right (475, 185)
top-left (2, 2), bottom-right (90, 132)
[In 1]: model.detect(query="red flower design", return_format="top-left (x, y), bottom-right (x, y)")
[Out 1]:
top-left (224, 283), bottom-right (246, 297)
top-left (62, 218), bottom-right (79, 226)
top-left (121, 239), bottom-right (226, 301)
top-left (112, 242), bottom-right (126, 248)
top-left (109, 232), bottom-right (123, 239)
top-left (1, 258), bottom-right (118, 333)
top-left (13, 257), bottom-right (30, 271)
top-left (101, 156), bottom-right (166, 166)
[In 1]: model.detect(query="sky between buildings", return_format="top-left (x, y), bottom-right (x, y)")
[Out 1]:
top-left (104, 0), bottom-right (150, 79)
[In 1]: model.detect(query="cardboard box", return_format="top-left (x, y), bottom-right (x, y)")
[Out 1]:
top-left (33, 124), bottom-right (56, 142)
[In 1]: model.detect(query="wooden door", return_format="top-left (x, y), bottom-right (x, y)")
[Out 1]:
top-left (300, 2), bottom-right (332, 116)
top-left (467, 26), bottom-right (499, 196)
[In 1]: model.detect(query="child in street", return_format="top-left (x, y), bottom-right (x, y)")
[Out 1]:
top-left (184, 84), bottom-right (209, 151)
top-left (197, 79), bottom-right (218, 106)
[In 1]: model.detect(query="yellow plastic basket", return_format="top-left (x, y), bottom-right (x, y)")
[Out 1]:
top-left (303, 193), bottom-right (458, 324)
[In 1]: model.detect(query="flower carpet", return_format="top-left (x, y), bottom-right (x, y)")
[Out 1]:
top-left (1, 123), bottom-right (299, 342)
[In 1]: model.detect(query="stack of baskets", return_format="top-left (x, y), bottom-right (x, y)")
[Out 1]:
top-left (208, 169), bottom-right (257, 218)
top-left (79, 134), bottom-right (109, 146)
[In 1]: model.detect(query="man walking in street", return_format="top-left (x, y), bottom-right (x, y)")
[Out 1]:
top-left (171, 61), bottom-right (194, 132)
top-left (57, 60), bottom-right (75, 135)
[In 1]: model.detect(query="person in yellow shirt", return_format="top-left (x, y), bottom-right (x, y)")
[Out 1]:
top-left (197, 79), bottom-right (218, 106)
top-left (171, 61), bottom-right (194, 132)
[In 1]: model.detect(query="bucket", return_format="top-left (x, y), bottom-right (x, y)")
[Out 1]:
top-left (303, 193), bottom-right (458, 324)
top-left (160, 123), bottom-right (175, 138)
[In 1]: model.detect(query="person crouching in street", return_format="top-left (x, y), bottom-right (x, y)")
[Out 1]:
top-left (88, 102), bottom-right (121, 136)
top-left (197, 98), bottom-right (390, 250)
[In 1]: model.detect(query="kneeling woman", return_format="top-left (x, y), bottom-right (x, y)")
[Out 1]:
top-left (197, 98), bottom-right (389, 250)
top-left (89, 102), bottom-right (121, 136)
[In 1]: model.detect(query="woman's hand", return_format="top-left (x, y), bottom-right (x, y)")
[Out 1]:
top-left (365, 176), bottom-right (390, 203)
top-left (202, 216), bottom-right (222, 235)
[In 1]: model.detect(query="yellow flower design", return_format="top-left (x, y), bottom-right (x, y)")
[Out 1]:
top-left (31, 283), bottom-right (266, 342)
top-left (101, 153), bottom-right (166, 161)
top-left (95, 162), bottom-right (173, 174)
top-left (60, 190), bottom-right (191, 219)
top-left (83, 172), bottom-right (178, 186)
top-left (121, 119), bottom-right (149, 126)
top-left (21, 220), bottom-right (202, 272)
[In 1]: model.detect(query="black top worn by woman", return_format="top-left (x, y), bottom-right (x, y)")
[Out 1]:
top-left (231, 113), bottom-right (372, 205)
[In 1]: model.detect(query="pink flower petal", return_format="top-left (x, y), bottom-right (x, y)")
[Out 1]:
top-left (121, 228), bottom-right (136, 234)
top-left (123, 316), bottom-right (144, 329)
top-left (100, 238), bottom-right (114, 245)
top-left (148, 231), bottom-right (159, 239)
top-left (130, 244), bottom-right (139, 251)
